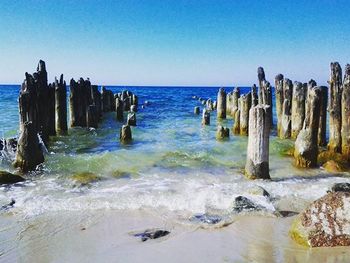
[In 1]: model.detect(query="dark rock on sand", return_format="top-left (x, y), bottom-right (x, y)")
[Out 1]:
top-left (331, 183), bottom-right (350, 193)
top-left (190, 213), bottom-right (222, 224)
top-left (1, 199), bottom-right (15, 210)
top-left (134, 229), bottom-right (170, 242)
top-left (233, 196), bottom-right (263, 213)
top-left (0, 171), bottom-right (25, 185)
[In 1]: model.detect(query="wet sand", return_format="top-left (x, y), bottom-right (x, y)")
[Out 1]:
top-left (2, 210), bottom-right (350, 263)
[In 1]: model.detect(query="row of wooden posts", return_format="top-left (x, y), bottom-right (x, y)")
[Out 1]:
top-left (196, 62), bottom-right (350, 179)
top-left (14, 60), bottom-right (138, 173)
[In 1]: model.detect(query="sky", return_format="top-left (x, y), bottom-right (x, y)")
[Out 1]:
top-left (0, 0), bottom-right (349, 86)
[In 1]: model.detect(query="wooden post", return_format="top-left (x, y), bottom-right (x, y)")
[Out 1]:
top-left (86, 105), bottom-right (98, 128)
top-left (69, 78), bottom-right (80, 127)
top-left (55, 74), bottom-right (68, 135)
top-left (341, 64), bottom-right (350, 159)
top-left (328, 62), bottom-right (342, 153)
top-left (194, 106), bottom-right (200, 115)
top-left (233, 109), bottom-right (240, 135)
top-left (240, 93), bottom-right (251, 136)
top-left (318, 86), bottom-right (328, 147)
top-left (275, 74), bottom-right (284, 136)
top-left (280, 78), bottom-right (293, 139)
top-left (217, 88), bottom-right (226, 119)
top-left (127, 112), bottom-right (137, 126)
top-left (116, 98), bottom-right (124, 122)
top-left (48, 83), bottom-right (56, 136)
top-left (251, 84), bottom-right (258, 107)
top-left (120, 125), bottom-right (132, 144)
top-left (231, 87), bottom-right (240, 117)
top-left (291, 81), bottom-right (306, 139)
top-left (202, 109), bottom-right (210, 125)
top-left (216, 125), bottom-right (230, 140)
top-left (294, 86), bottom-right (321, 168)
top-left (245, 105), bottom-right (270, 180)
top-left (13, 121), bottom-right (44, 173)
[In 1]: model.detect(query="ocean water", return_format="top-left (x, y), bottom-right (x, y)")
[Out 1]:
top-left (1, 85), bottom-right (350, 261)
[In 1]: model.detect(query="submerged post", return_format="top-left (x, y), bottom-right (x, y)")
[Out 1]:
top-left (55, 74), bottom-right (68, 135)
top-left (294, 86), bottom-right (321, 168)
top-left (216, 125), bottom-right (230, 140)
top-left (86, 105), bottom-right (98, 128)
top-left (116, 98), bottom-right (124, 122)
top-left (341, 64), bottom-right (350, 158)
top-left (217, 88), bottom-right (226, 119)
top-left (328, 62), bottom-right (342, 153)
top-left (13, 121), bottom-right (44, 172)
top-left (245, 105), bottom-right (270, 180)
top-left (291, 81), bottom-right (306, 139)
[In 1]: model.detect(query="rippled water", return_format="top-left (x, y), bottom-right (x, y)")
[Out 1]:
top-left (1, 85), bottom-right (350, 262)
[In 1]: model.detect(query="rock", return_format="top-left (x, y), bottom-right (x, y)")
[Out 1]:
top-left (331, 183), bottom-right (350, 193)
top-left (133, 229), bottom-right (170, 242)
top-left (276, 210), bottom-right (298, 218)
top-left (233, 196), bottom-right (263, 213)
top-left (71, 172), bottom-right (101, 185)
top-left (216, 125), bottom-right (229, 140)
top-left (318, 151), bottom-right (348, 169)
top-left (0, 171), bottom-right (25, 185)
top-left (247, 186), bottom-right (270, 198)
top-left (290, 192), bottom-right (350, 247)
top-left (323, 160), bottom-right (344, 173)
top-left (1, 199), bottom-right (15, 211)
top-left (194, 106), bottom-right (200, 115)
top-left (190, 214), bottom-right (222, 224)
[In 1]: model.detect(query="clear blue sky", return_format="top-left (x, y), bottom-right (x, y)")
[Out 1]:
top-left (0, 0), bottom-right (349, 86)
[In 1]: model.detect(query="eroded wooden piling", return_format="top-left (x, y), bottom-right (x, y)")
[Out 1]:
top-left (280, 78), bottom-right (292, 139)
top-left (291, 81), bottom-right (306, 139)
top-left (294, 86), bottom-right (321, 168)
top-left (245, 105), bottom-right (270, 180)
top-left (239, 93), bottom-right (251, 136)
top-left (275, 74), bottom-right (284, 136)
top-left (341, 64), bottom-right (350, 158)
top-left (328, 62), bottom-right (342, 153)
top-left (217, 88), bottom-right (226, 119)
top-left (55, 74), bottom-right (68, 135)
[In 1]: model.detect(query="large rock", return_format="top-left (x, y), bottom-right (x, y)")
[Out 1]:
top-left (0, 171), bottom-right (25, 185)
top-left (290, 192), bottom-right (350, 247)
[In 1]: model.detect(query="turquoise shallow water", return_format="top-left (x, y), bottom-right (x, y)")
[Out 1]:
top-left (1, 84), bottom-right (350, 262)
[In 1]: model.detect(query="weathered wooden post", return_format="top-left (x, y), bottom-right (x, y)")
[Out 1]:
top-left (232, 109), bottom-right (240, 135)
top-left (280, 78), bottom-right (293, 139)
top-left (116, 98), bottom-right (124, 121)
top-left (231, 87), bottom-right (240, 117)
top-left (328, 62), bottom-right (342, 153)
top-left (275, 74), bottom-right (284, 136)
top-left (19, 73), bottom-right (38, 131)
top-left (13, 121), bottom-right (44, 173)
top-left (194, 106), bottom-right (200, 115)
top-left (294, 86), bottom-right (321, 168)
top-left (91, 85), bottom-right (102, 118)
top-left (341, 64), bottom-right (350, 158)
top-left (226, 92), bottom-right (233, 115)
top-left (216, 125), bottom-right (230, 140)
top-left (257, 67), bottom-right (266, 104)
top-left (127, 112), bottom-right (136, 126)
top-left (245, 105), bottom-right (270, 180)
top-left (55, 74), bottom-right (68, 135)
top-left (120, 125), bottom-right (132, 144)
top-left (48, 83), bottom-right (56, 136)
top-left (318, 86), bottom-right (328, 147)
top-left (291, 81), bottom-right (306, 139)
top-left (251, 84), bottom-right (258, 107)
top-left (69, 79), bottom-right (80, 127)
top-left (86, 105), bottom-right (98, 128)
top-left (217, 88), bottom-right (226, 119)
top-left (202, 109), bottom-right (210, 125)
top-left (240, 93), bottom-right (251, 136)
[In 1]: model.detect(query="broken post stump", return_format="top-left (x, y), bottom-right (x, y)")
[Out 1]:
top-left (120, 125), bottom-right (132, 144)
